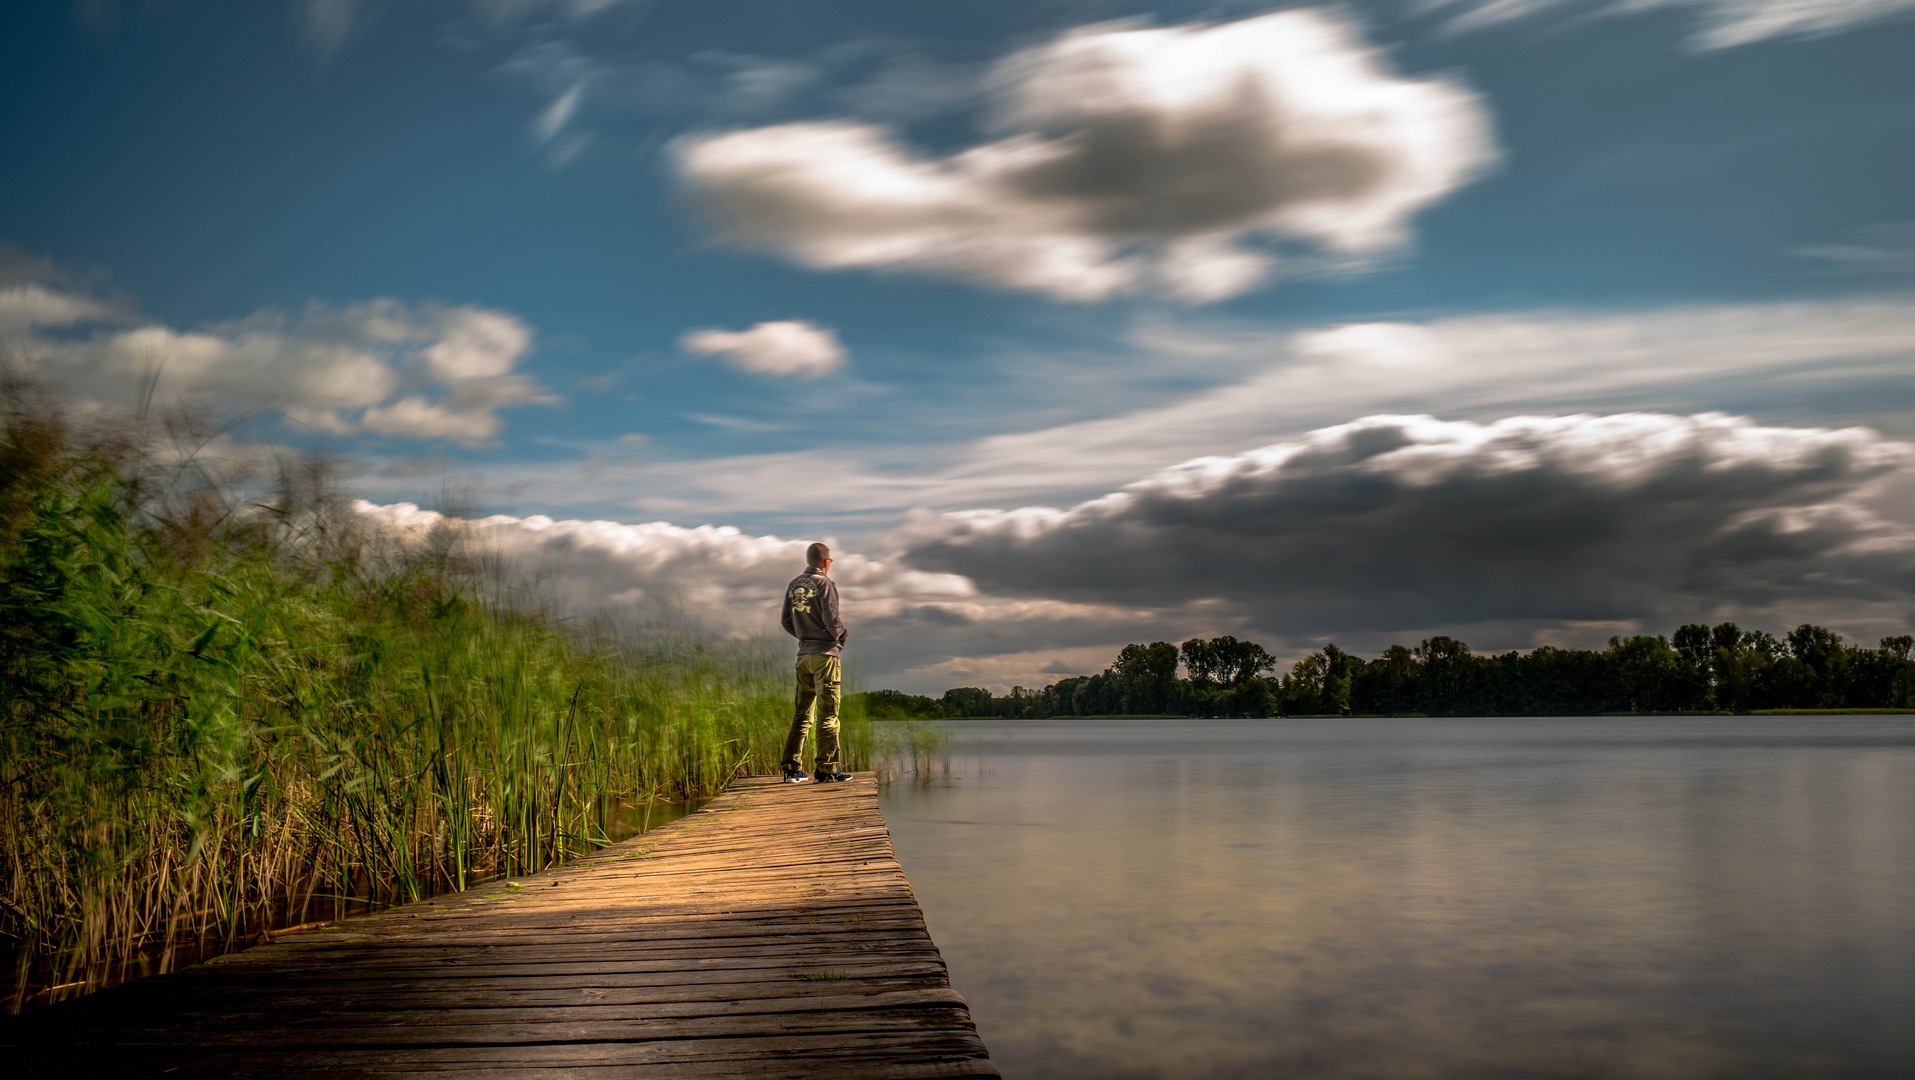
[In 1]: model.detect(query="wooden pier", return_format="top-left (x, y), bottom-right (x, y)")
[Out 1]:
top-left (5, 774), bottom-right (997, 1079)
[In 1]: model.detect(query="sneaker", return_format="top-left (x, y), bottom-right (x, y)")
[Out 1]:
top-left (781, 762), bottom-right (810, 784)
top-left (813, 770), bottom-right (853, 783)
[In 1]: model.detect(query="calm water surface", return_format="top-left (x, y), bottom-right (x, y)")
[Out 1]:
top-left (879, 718), bottom-right (1915, 1079)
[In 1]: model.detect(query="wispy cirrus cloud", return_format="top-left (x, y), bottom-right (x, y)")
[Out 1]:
top-left (464, 0), bottom-right (657, 32)
top-left (282, 0), bottom-right (660, 60)
top-left (675, 9), bottom-right (1498, 303)
top-left (497, 35), bottom-right (987, 173)
top-left (1794, 222), bottom-right (1915, 276)
top-left (1420, 0), bottom-right (1915, 50)
top-left (290, 0), bottom-right (377, 59)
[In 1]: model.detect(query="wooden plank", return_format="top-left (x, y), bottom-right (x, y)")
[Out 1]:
top-left (259, 913), bottom-right (936, 943)
top-left (31, 1034), bottom-right (997, 1079)
top-left (58, 977), bottom-right (959, 1014)
top-left (2, 773), bottom-right (998, 1079)
top-left (66, 968), bottom-right (954, 1003)
top-left (53, 989), bottom-right (973, 1035)
top-left (331, 906), bottom-right (934, 937)
top-left (51, 986), bottom-right (969, 1027)
top-left (179, 1059), bottom-right (1000, 1080)
top-left (86, 1007), bottom-right (983, 1048)
top-left (199, 930), bottom-right (941, 969)
top-left (111, 958), bottom-right (955, 992)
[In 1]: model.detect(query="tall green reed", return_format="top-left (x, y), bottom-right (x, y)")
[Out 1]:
top-left (0, 383), bottom-right (876, 1012)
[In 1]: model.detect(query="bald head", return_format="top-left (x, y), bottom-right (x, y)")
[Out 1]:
top-left (806, 542), bottom-right (831, 570)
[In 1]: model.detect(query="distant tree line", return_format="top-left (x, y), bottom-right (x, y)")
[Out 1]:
top-left (850, 625), bottom-right (1915, 719)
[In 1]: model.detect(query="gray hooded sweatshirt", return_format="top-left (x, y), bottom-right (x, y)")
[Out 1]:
top-left (781, 567), bottom-right (847, 656)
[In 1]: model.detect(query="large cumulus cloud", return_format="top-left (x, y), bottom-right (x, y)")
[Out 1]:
top-left (675, 10), bottom-right (1496, 302)
top-left (894, 413), bottom-right (1915, 644)
top-left (353, 501), bottom-right (1151, 690)
top-left (357, 500), bottom-right (978, 626)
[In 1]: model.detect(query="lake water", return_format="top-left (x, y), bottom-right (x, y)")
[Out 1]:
top-left (879, 717), bottom-right (1915, 1079)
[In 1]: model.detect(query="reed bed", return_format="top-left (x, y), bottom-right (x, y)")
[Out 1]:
top-left (0, 384), bottom-right (922, 1013)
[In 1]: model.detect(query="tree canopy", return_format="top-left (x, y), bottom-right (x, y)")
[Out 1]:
top-left (850, 628), bottom-right (1915, 719)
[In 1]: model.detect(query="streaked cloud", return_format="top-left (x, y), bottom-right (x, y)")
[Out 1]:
top-left (465, 0), bottom-right (654, 32)
top-left (675, 9), bottom-right (1497, 302)
top-left (1422, 0), bottom-right (1915, 50)
top-left (530, 80), bottom-right (588, 164)
top-left (681, 320), bottom-right (847, 378)
top-left (494, 35), bottom-right (978, 174)
top-left (1794, 222), bottom-right (1915, 276)
top-left (291, 0), bottom-right (374, 59)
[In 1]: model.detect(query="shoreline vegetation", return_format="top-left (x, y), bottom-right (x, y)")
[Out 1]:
top-left (0, 383), bottom-right (937, 1014)
top-left (855, 628), bottom-right (1915, 721)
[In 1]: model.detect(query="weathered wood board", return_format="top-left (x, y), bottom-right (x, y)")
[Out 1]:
top-left (3, 774), bottom-right (998, 1079)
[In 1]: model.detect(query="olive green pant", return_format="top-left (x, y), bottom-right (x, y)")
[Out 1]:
top-left (782, 653), bottom-right (842, 773)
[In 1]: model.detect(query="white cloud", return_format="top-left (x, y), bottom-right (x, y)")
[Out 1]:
top-left (0, 284), bottom-right (121, 337)
top-left (1423, 0), bottom-right (1915, 50)
top-left (675, 9), bottom-right (1497, 302)
top-left (3, 287), bottom-right (554, 447)
top-left (681, 320), bottom-right (847, 378)
top-left (421, 306), bottom-right (533, 380)
top-left (360, 396), bottom-right (502, 443)
top-left (356, 496), bottom-right (973, 623)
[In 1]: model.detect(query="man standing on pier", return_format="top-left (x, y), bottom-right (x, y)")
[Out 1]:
top-left (780, 542), bottom-right (851, 784)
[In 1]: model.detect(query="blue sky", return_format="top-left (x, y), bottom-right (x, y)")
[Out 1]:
top-left (4, 0), bottom-right (1914, 690)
